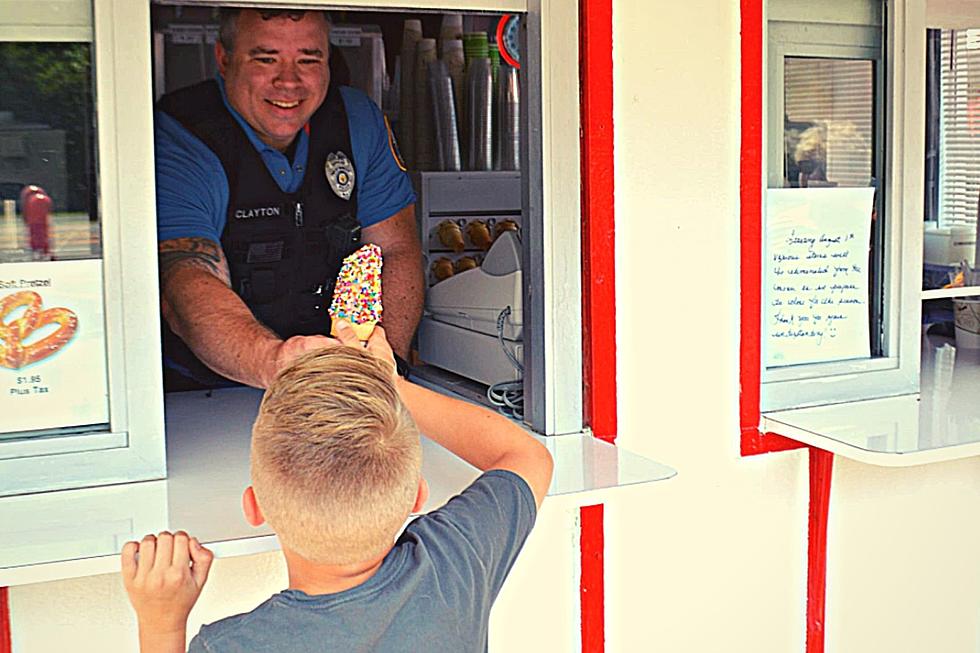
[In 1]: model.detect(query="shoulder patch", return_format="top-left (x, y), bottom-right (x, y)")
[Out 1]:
top-left (384, 114), bottom-right (408, 172)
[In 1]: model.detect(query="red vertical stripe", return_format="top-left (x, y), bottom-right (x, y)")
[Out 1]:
top-left (1, 587), bottom-right (12, 653)
top-left (739, 0), bottom-right (804, 456)
top-left (580, 0), bottom-right (615, 651)
top-left (739, 0), bottom-right (764, 441)
top-left (581, 0), bottom-right (617, 446)
top-left (807, 449), bottom-right (833, 653)
top-left (580, 504), bottom-right (605, 653)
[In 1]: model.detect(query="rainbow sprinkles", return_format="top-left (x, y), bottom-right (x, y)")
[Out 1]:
top-left (329, 244), bottom-right (383, 341)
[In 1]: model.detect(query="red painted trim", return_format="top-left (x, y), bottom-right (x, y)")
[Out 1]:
top-left (807, 449), bottom-right (833, 653)
top-left (580, 0), bottom-right (616, 445)
top-left (738, 0), bottom-right (806, 457)
top-left (1, 587), bottom-right (12, 653)
top-left (739, 0), bottom-right (763, 439)
top-left (741, 428), bottom-right (808, 457)
top-left (580, 504), bottom-right (605, 653)
top-left (579, 0), bottom-right (614, 650)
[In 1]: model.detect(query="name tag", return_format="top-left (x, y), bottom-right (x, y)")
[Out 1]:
top-left (234, 205), bottom-right (282, 220)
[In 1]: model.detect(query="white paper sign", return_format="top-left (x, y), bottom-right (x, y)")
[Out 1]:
top-left (764, 187), bottom-right (876, 368)
top-left (0, 260), bottom-right (109, 434)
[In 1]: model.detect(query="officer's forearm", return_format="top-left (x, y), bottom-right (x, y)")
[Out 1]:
top-left (162, 266), bottom-right (281, 388)
top-left (378, 247), bottom-right (424, 359)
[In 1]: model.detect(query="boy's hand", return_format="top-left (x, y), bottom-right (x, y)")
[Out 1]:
top-left (122, 531), bottom-right (213, 644)
top-left (333, 321), bottom-right (397, 379)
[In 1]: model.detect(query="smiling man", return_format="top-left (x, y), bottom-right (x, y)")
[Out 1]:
top-left (154, 9), bottom-right (422, 390)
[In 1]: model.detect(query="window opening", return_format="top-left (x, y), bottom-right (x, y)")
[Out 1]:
top-left (150, 4), bottom-right (549, 430)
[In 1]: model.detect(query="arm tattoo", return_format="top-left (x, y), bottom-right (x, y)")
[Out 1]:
top-left (158, 237), bottom-right (232, 287)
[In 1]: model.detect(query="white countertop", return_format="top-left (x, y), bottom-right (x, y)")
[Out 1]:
top-left (0, 386), bottom-right (675, 586)
top-left (761, 333), bottom-right (980, 466)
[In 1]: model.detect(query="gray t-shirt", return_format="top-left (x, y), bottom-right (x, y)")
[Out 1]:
top-left (188, 470), bottom-right (537, 653)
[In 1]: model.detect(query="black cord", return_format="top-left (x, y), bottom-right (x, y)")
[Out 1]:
top-left (487, 307), bottom-right (524, 419)
top-left (495, 306), bottom-right (523, 373)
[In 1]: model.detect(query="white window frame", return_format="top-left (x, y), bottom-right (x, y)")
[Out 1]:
top-left (760, 0), bottom-right (923, 412)
top-left (0, 0), bottom-right (166, 496)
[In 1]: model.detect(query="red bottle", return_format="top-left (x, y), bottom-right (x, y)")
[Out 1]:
top-left (23, 190), bottom-right (51, 255)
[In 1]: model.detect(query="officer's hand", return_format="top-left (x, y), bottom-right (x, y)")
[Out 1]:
top-left (268, 334), bottom-right (338, 387)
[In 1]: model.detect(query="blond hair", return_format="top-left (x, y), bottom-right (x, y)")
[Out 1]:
top-left (251, 347), bottom-right (421, 565)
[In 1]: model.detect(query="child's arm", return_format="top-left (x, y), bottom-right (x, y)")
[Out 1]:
top-left (395, 378), bottom-right (554, 508)
top-left (121, 531), bottom-right (214, 653)
top-left (335, 322), bottom-right (554, 507)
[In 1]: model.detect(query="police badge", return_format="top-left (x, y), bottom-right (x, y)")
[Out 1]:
top-left (325, 151), bottom-right (355, 201)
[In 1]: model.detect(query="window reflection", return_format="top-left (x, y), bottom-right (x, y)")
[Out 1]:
top-left (0, 42), bottom-right (100, 262)
top-left (783, 57), bottom-right (875, 189)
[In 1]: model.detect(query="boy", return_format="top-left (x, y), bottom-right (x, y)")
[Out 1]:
top-left (122, 323), bottom-right (554, 652)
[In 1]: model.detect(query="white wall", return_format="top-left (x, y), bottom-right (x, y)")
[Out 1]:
top-left (608, 1), bottom-right (809, 651)
top-left (609, 2), bottom-right (980, 653)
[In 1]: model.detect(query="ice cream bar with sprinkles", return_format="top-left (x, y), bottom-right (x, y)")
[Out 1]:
top-left (329, 244), bottom-right (383, 341)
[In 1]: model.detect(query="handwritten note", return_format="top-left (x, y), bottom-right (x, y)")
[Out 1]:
top-left (764, 187), bottom-right (876, 368)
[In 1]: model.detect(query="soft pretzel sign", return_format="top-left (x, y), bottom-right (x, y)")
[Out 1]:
top-left (0, 260), bottom-right (109, 435)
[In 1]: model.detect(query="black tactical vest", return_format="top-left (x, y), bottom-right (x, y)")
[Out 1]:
top-left (158, 80), bottom-right (361, 387)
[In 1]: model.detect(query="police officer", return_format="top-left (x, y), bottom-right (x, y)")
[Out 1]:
top-left (155, 9), bottom-right (422, 389)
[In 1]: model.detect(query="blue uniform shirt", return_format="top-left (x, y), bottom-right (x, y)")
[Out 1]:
top-left (155, 77), bottom-right (415, 244)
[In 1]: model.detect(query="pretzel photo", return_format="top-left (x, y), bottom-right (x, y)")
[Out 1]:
top-left (0, 291), bottom-right (79, 369)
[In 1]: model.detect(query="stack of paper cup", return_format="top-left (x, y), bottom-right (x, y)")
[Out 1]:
top-left (429, 60), bottom-right (461, 172)
top-left (441, 39), bottom-right (465, 158)
top-left (465, 57), bottom-right (493, 171)
top-left (463, 32), bottom-right (489, 69)
top-left (488, 40), bottom-right (500, 84)
top-left (399, 19), bottom-right (423, 168)
top-left (439, 13), bottom-right (463, 52)
top-left (494, 65), bottom-right (520, 171)
top-left (442, 39), bottom-right (465, 105)
top-left (413, 38), bottom-right (438, 170)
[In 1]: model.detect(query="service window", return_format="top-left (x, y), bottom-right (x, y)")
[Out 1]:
top-left (0, 0), bottom-right (166, 495)
top-left (761, 0), bottom-right (920, 411)
top-left (921, 26), bottom-right (980, 330)
top-left (0, 1), bottom-right (680, 582)
top-left (918, 17), bottom-right (980, 434)
top-left (149, 0), bottom-right (583, 437)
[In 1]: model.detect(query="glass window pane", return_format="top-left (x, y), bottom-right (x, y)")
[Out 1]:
top-left (782, 57), bottom-right (875, 189)
top-left (765, 53), bottom-right (884, 371)
top-left (937, 29), bottom-right (980, 232)
top-left (0, 36), bottom-right (110, 442)
top-left (0, 42), bottom-right (100, 262)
